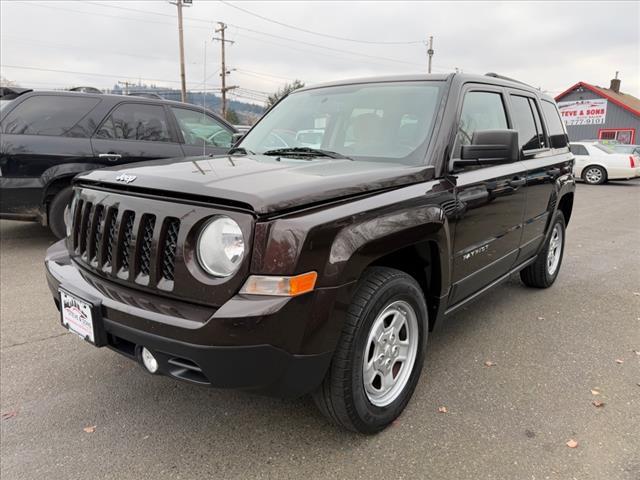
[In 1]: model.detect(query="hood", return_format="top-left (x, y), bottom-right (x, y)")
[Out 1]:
top-left (77, 155), bottom-right (434, 215)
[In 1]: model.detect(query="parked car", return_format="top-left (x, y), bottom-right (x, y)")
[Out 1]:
top-left (45, 73), bottom-right (575, 433)
top-left (0, 90), bottom-right (236, 237)
top-left (569, 141), bottom-right (640, 184)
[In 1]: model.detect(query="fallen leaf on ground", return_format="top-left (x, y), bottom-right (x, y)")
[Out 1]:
top-left (633, 292), bottom-right (640, 296)
top-left (438, 406), bottom-right (448, 413)
top-left (633, 350), bottom-right (640, 356)
top-left (537, 316), bottom-right (545, 321)
top-left (1, 410), bottom-right (18, 421)
top-left (592, 400), bottom-right (605, 408)
top-left (566, 439), bottom-right (578, 448)
top-left (484, 360), bottom-right (496, 367)
top-left (615, 359), bottom-right (624, 364)
top-left (590, 389), bottom-right (600, 395)
top-left (83, 425), bottom-right (97, 433)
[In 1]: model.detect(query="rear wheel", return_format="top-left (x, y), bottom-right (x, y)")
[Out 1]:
top-left (582, 165), bottom-right (607, 185)
top-left (48, 186), bottom-right (73, 239)
top-left (520, 211), bottom-right (566, 288)
top-left (312, 267), bottom-right (428, 434)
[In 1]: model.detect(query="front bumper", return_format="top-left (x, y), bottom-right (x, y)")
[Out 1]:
top-left (45, 240), bottom-right (344, 398)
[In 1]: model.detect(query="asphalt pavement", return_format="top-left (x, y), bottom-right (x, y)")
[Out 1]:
top-left (1, 180), bottom-right (639, 480)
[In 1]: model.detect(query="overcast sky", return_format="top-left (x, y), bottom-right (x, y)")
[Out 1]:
top-left (1, 0), bottom-right (638, 105)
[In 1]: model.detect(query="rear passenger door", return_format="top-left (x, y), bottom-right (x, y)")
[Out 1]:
top-left (91, 102), bottom-right (183, 166)
top-left (448, 87), bottom-right (527, 305)
top-left (169, 106), bottom-right (234, 157)
top-left (507, 94), bottom-right (571, 261)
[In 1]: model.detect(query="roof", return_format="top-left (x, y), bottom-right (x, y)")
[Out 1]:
top-left (555, 81), bottom-right (640, 117)
top-left (299, 73), bottom-right (551, 99)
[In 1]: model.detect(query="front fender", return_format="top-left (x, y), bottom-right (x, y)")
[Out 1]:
top-left (252, 180), bottom-right (453, 295)
top-left (40, 162), bottom-right (105, 199)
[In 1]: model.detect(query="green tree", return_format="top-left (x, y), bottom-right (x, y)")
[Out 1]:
top-left (266, 80), bottom-right (305, 108)
top-left (225, 109), bottom-right (240, 124)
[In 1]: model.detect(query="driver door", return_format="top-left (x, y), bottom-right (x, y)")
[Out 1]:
top-left (170, 106), bottom-right (235, 157)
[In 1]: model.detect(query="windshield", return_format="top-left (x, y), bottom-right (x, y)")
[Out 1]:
top-left (240, 81), bottom-right (444, 165)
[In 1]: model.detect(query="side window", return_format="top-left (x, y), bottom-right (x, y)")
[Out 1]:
top-left (541, 100), bottom-right (568, 148)
top-left (171, 107), bottom-right (232, 148)
top-left (569, 144), bottom-right (589, 156)
top-left (1, 95), bottom-right (100, 136)
top-left (455, 91), bottom-right (508, 155)
top-left (509, 95), bottom-right (543, 151)
top-left (96, 103), bottom-right (171, 142)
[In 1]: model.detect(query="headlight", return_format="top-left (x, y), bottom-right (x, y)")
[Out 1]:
top-left (197, 216), bottom-right (245, 277)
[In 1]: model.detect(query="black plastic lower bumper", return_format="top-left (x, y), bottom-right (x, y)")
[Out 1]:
top-left (102, 319), bottom-right (332, 398)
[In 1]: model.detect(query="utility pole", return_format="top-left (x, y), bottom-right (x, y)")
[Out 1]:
top-left (213, 22), bottom-right (237, 119)
top-left (118, 80), bottom-right (135, 95)
top-left (170, 0), bottom-right (190, 102)
top-left (427, 36), bottom-right (434, 74)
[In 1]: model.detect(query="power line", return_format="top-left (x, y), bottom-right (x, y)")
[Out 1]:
top-left (0, 64), bottom-right (213, 89)
top-left (17, 1), bottom-right (426, 69)
top-left (218, 0), bottom-right (424, 46)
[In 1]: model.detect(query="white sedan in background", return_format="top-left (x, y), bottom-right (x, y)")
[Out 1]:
top-left (569, 142), bottom-right (640, 185)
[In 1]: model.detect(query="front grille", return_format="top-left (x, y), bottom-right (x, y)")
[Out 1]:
top-left (72, 197), bottom-right (181, 290)
top-left (137, 215), bottom-right (156, 277)
top-left (161, 218), bottom-right (180, 281)
top-left (104, 209), bottom-right (118, 268)
top-left (118, 212), bottom-right (135, 272)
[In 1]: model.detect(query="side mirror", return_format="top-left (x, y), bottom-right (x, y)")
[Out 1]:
top-left (231, 133), bottom-right (244, 146)
top-left (453, 129), bottom-right (519, 169)
top-left (549, 133), bottom-right (568, 149)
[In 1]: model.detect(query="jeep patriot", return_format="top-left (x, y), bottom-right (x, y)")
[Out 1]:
top-left (45, 73), bottom-right (575, 433)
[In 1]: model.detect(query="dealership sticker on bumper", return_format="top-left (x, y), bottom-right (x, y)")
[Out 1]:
top-left (60, 289), bottom-right (96, 344)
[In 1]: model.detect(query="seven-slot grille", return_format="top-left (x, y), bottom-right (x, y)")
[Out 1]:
top-left (72, 199), bottom-right (180, 288)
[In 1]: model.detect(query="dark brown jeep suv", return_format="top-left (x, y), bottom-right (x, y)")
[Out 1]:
top-left (45, 73), bottom-right (575, 433)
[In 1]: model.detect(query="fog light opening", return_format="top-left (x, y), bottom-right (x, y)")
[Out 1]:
top-left (141, 347), bottom-right (159, 374)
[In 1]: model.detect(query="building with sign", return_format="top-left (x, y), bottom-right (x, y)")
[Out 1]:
top-left (555, 75), bottom-right (640, 144)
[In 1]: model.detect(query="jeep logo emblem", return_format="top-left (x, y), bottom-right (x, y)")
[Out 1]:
top-left (115, 173), bottom-right (136, 184)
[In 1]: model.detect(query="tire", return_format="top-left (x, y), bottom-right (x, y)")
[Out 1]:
top-left (582, 165), bottom-right (607, 185)
top-left (48, 186), bottom-right (73, 239)
top-left (312, 267), bottom-right (428, 434)
top-left (520, 211), bottom-right (566, 288)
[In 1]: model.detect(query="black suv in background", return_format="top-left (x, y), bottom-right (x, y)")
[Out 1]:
top-left (0, 90), bottom-right (237, 237)
top-left (45, 73), bottom-right (575, 433)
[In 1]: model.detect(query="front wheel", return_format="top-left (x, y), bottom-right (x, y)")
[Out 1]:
top-left (312, 267), bottom-right (428, 434)
top-left (520, 211), bottom-right (566, 288)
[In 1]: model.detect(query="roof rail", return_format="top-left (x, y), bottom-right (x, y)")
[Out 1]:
top-left (484, 72), bottom-right (532, 88)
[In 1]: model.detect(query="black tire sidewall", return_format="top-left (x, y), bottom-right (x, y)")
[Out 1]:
top-left (542, 212), bottom-right (566, 284)
top-left (48, 186), bottom-right (73, 239)
top-left (349, 276), bottom-right (428, 432)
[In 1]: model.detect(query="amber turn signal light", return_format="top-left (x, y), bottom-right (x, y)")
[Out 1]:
top-left (240, 271), bottom-right (318, 297)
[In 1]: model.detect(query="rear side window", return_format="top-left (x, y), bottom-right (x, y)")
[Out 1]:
top-left (1, 95), bottom-right (100, 136)
top-left (509, 95), bottom-right (544, 151)
top-left (569, 144), bottom-right (589, 155)
top-left (96, 103), bottom-right (171, 142)
top-left (541, 100), bottom-right (568, 148)
top-left (457, 91), bottom-right (508, 147)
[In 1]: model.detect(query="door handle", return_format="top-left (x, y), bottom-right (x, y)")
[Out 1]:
top-left (98, 153), bottom-right (122, 161)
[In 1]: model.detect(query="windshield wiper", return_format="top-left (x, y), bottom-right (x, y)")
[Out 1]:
top-left (261, 147), bottom-right (352, 160)
top-left (228, 146), bottom-right (255, 155)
